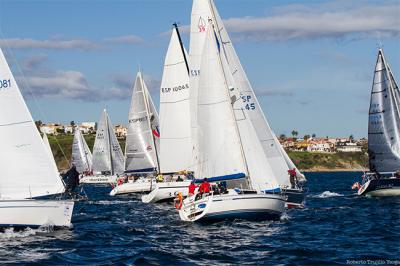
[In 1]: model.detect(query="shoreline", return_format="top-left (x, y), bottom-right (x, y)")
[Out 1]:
top-left (301, 168), bottom-right (368, 173)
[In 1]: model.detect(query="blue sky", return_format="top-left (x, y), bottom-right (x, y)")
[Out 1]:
top-left (0, 0), bottom-right (399, 138)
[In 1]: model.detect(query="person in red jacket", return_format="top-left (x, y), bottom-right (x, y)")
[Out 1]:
top-left (199, 178), bottom-right (211, 195)
top-left (188, 181), bottom-right (197, 196)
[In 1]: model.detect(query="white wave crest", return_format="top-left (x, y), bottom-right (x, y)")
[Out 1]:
top-left (314, 191), bottom-right (344, 198)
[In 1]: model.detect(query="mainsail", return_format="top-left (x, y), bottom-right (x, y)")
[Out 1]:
top-left (92, 109), bottom-right (124, 175)
top-left (125, 72), bottom-right (160, 173)
top-left (72, 128), bottom-right (93, 173)
top-left (159, 26), bottom-right (192, 173)
top-left (0, 48), bottom-right (65, 199)
top-left (192, 0), bottom-right (305, 187)
top-left (368, 49), bottom-right (400, 173)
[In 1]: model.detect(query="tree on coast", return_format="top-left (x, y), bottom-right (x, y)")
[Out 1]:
top-left (304, 134), bottom-right (310, 140)
top-left (291, 130), bottom-right (298, 139)
top-left (279, 134), bottom-right (286, 140)
top-left (35, 120), bottom-right (43, 132)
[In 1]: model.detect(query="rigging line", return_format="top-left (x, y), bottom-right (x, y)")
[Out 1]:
top-left (0, 23), bottom-right (71, 168)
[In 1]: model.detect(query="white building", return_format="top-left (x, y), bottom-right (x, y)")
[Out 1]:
top-left (336, 142), bottom-right (362, 152)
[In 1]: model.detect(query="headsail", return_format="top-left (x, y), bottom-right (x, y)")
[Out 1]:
top-left (72, 128), bottom-right (93, 173)
top-left (159, 26), bottom-right (193, 173)
top-left (125, 72), bottom-right (159, 173)
top-left (0, 48), bottom-right (65, 199)
top-left (92, 109), bottom-right (124, 175)
top-left (368, 49), bottom-right (400, 173)
top-left (196, 24), bottom-right (247, 182)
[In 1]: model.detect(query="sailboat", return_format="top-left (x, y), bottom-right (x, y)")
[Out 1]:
top-left (110, 71), bottom-right (159, 196)
top-left (141, 25), bottom-right (193, 204)
top-left (71, 128), bottom-right (93, 175)
top-left (80, 109), bottom-right (124, 184)
top-left (188, 0), bottom-right (306, 208)
top-left (178, 21), bottom-right (285, 222)
top-left (0, 47), bottom-right (74, 228)
top-left (356, 48), bottom-right (400, 196)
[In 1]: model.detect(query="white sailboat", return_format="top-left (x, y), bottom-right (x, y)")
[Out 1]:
top-left (178, 22), bottom-right (285, 222)
top-left (141, 25), bottom-right (194, 204)
top-left (71, 128), bottom-right (93, 174)
top-left (357, 48), bottom-right (400, 196)
top-left (0, 47), bottom-right (74, 228)
top-left (110, 71), bottom-right (159, 196)
top-left (188, 0), bottom-right (305, 208)
top-left (80, 109), bottom-right (124, 184)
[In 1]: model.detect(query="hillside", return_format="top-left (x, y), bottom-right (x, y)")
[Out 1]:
top-left (48, 134), bottom-right (368, 172)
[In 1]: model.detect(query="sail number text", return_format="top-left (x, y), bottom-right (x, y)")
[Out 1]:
top-left (0, 79), bottom-right (11, 89)
top-left (161, 83), bottom-right (189, 93)
top-left (242, 95), bottom-right (255, 110)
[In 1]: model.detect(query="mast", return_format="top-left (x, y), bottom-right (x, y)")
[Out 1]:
top-left (209, 19), bottom-right (251, 187)
top-left (140, 73), bottom-right (160, 173)
top-left (173, 23), bottom-right (190, 75)
top-left (105, 110), bottom-right (114, 175)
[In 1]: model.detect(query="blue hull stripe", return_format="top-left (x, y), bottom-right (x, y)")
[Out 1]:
top-left (124, 168), bottom-right (156, 174)
top-left (203, 209), bottom-right (281, 221)
top-left (195, 173), bottom-right (246, 183)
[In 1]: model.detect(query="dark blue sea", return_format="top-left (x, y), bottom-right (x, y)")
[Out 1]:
top-left (1, 172), bottom-right (399, 265)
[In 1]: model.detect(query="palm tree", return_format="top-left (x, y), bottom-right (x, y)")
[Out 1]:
top-left (291, 130), bottom-right (298, 138)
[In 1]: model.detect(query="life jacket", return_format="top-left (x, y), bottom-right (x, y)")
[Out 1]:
top-left (189, 184), bottom-right (197, 194)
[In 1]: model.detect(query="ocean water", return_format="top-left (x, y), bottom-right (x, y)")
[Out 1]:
top-left (1, 172), bottom-right (399, 265)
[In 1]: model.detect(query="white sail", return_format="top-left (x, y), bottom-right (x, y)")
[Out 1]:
top-left (42, 132), bottom-right (53, 159)
top-left (196, 24), bottom-right (247, 180)
top-left (72, 128), bottom-right (93, 173)
top-left (159, 27), bottom-right (192, 173)
top-left (0, 48), bottom-right (65, 199)
top-left (189, 0), bottom-right (213, 175)
top-left (125, 72), bottom-right (159, 173)
top-left (92, 109), bottom-right (124, 175)
top-left (207, 0), bottom-right (304, 185)
top-left (368, 49), bottom-right (400, 173)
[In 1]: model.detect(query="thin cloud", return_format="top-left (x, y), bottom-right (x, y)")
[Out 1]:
top-left (104, 35), bottom-right (143, 44)
top-left (221, 2), bottom-right (400, 42)
top-left (0, 38), bottom-right (101, 50)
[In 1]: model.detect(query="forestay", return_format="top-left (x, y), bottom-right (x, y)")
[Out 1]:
top-left (159, 27), bottom-right (192, 173)
top-left (196, 25), bottom-right (247, 181)
top-left (208, 0), bottom-right (305, 185)
top-left (125, 72), bottom-right (159, 173)
top-left (72, 128), bottom-right (93, 173)
top-left (0, 48), bottom-right (65, 199)
top-left (92, 109), bottom-right (124, 175)
top-left (368, 49), bottom-right (400, 173)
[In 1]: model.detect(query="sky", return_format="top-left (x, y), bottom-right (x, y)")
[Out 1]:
top-left (0, 0), bottom-right (399, 139)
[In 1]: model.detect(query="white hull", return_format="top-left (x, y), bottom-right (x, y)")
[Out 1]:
top-left (80, 175), bottom-right (118, 184)
top-left (110, 179), bottom-right (153, 196)
top-left (0, 200), bottom-right (74, 228)
top-left (141, 181), bottom-right (191, 203)
top-left (366, 188), bottom-right (400, 197)
top-left (179, 190), bottom-right (285, 222)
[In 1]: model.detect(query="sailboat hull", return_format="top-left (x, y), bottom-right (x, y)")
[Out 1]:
top-left (0, 199), bottom-right (74, 228)
top-left (283, 188), bottom-right (305, 209)
top-left (179, 190), bottom-right (285, 222)
top-left (141, 181), bottom-right (191, 203)
top-left (80, 175), bottom-right (118, 184)
top-left (110, 179), bottom-right (153, 196)
top-left (358, 178), bottom-right (400, 197)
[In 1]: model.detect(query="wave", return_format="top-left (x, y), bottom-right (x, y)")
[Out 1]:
top-left (313, 191), bottom-right (344, 198)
